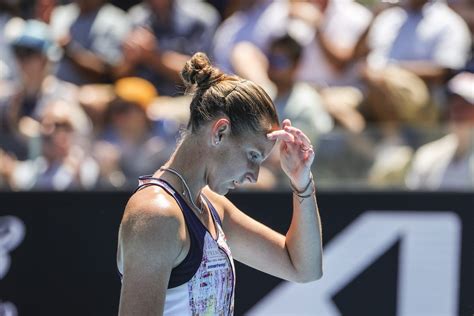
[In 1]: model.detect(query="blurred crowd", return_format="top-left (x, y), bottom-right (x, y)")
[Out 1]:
top-left (0, 0), bottom-right (473, 191)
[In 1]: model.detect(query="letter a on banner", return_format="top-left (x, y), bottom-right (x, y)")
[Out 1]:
top-left (248, 212), bottom-right (461, 316)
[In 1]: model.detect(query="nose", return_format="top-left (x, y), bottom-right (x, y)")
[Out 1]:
top-left (245, 165), bottom-right (259, 184)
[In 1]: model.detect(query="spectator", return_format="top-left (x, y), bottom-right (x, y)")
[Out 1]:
top-left (266, 33), bottom-right (333, 143)
top-left (49, 0), bottom-right (130, 85)
top-left (253, 33), bottom-right (334, 190)
top-left (119, 0), bottom-right (220, 95)
top-left (0, 100), bottom-right (99, 191)
top-left (95, 77), bottom-right (175, 189)
top-left (406, 72), bottom-right (474, 190)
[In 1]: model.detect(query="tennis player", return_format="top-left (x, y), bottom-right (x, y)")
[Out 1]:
top-left (117, 52), bottom-right (323, 315)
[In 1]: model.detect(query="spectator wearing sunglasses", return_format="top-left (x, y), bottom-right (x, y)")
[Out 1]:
top-left (0, 100), bottom-right (99, 191)
top-left (254, 34), bottom-right (333, 188)
top-left (266, 34), bottom-right (333, 144)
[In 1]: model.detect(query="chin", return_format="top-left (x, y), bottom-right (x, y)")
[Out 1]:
top-left (208, 178), bottom-right (232, 195)
top-left (213, 183), bottom-right (233, 196)
top-left (217, 186), bottom-right (231, 196)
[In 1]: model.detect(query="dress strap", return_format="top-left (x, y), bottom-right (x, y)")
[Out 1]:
top-left (201, 194), bottom-right (223, 228)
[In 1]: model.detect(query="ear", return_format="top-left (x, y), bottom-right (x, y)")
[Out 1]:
top-left (211, 118), bottom-right (231, 146)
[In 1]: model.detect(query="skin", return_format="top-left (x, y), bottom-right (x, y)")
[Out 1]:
top-left (117, 118), bottom-right (323, 315)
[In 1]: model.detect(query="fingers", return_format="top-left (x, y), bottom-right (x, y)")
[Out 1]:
top-left (283, 126), bottom-right (312, 148)
top-left (267, 130), bottom-right (295, 142)
top-left (267, 123), bottom-right (313, 149)
top-left (267, 122), bottom-right (315, 160)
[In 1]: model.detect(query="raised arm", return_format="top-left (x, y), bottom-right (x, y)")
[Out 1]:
top-left (221, 119), bottom-right (323, 283)
top-left (118, 193), bottom-right (184, 315)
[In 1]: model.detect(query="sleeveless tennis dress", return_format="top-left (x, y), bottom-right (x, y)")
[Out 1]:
top-left (123, 176), bottom-right (235, 315)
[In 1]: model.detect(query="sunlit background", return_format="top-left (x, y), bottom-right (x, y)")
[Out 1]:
top-left (1, 0), bottom-right (472, 191)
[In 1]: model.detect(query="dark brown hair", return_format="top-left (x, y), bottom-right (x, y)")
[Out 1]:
top-left (181, 52), bottom-right (279, 136)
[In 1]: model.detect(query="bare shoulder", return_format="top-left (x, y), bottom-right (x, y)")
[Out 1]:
top-left (122, 186), bottom-right (182, 230)
top-left (119, 186), bottom-right (185, 261)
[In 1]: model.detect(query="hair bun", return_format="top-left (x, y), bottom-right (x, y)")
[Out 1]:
top-left (181, 52), bottom-right (222, 89)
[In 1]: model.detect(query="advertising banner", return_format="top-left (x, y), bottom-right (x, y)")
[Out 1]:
top-left (0, 192), bottom-right (472, 315)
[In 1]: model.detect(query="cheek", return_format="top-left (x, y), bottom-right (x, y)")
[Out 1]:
top-left (216, 150), bottom-right (247, 177)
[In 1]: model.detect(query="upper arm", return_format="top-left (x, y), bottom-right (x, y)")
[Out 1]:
top-left (118, 198), bottom-right (183, 316)
top-left (216, 195), bottom-right (300, 282)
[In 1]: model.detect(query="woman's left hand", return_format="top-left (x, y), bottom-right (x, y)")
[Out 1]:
top-left (267, 119), bottom-right (315, 190)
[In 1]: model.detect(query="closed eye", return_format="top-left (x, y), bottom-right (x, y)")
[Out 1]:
top-left (249, 151), bottom-right (260, 163)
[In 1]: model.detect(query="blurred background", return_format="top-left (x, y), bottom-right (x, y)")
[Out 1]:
top-left (0, 0), bottom-right (472, 191)
top-left (0, 0), bottom-right (473, 315)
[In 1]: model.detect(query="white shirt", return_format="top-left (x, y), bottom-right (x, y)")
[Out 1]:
top-left (406, 134), bottom-right (474, 190)
top-left (368, 1), bottom-right (471, 70)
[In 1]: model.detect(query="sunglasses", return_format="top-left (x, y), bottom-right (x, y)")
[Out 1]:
top-left (41, 121), bottom-right (74, 134)
top-left (268, 54), bottom-right (293, 70)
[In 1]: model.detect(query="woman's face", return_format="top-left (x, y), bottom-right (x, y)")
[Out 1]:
top-left (40, 110), bottom-right (75, 160)
top-left (207, 130), bottom-right (276, 195)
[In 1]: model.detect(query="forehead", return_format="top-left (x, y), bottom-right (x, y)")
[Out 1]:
top-left (236, 131), bottom-right (276, 157)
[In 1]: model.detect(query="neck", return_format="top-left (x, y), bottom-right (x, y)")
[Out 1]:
top-left (154, 135), bottom-right (208, 204)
